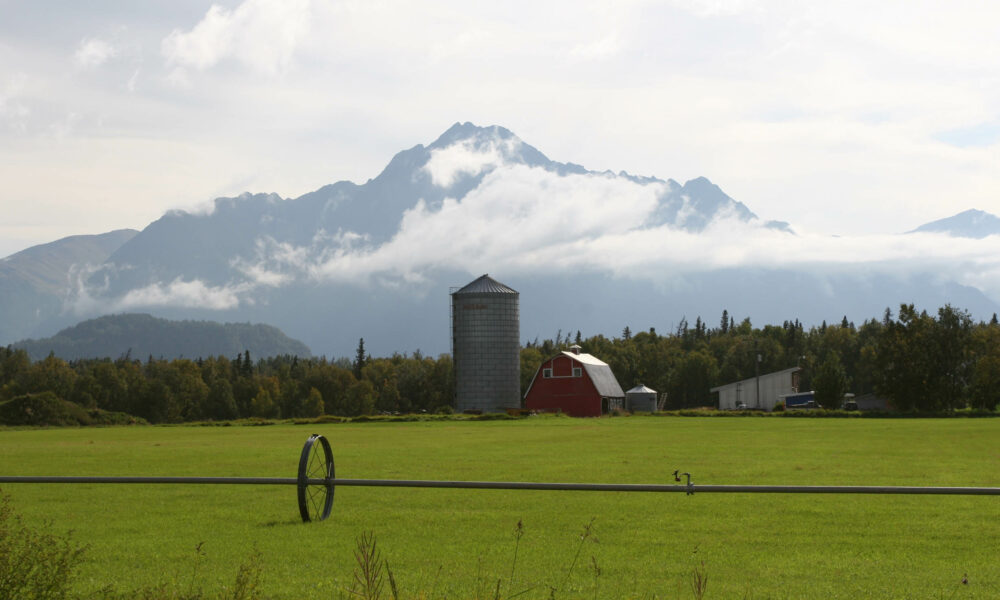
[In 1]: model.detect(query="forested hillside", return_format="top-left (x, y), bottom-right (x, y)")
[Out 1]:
top-left (12, 314), bottom-right (311, 361)
top-left (1, 304), bottom-right (998, 424)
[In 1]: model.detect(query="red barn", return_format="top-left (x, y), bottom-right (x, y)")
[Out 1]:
top-left (524, 345), bottom-right (625, 417)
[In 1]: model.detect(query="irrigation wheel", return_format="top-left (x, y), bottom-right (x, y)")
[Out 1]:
top-left (297, 433), bottom-right (334, 522)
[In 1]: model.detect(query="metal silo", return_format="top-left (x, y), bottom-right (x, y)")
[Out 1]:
top-left (626, 384), bottom-right (659, 413)
top-left (451, 274), bottom-right (520, 413)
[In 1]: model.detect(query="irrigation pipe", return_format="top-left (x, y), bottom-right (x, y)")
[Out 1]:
top-left (1, 434), bottom-right (997, 523)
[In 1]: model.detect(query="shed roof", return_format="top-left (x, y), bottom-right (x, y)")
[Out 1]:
top-left (452, 274), bottom-right (518, 295)
top-left (709, 367), bottom-right (800, 393)
top-left (560, 351), bottom-right (625, 398)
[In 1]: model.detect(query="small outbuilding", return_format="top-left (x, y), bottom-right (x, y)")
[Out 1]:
top-left (524, 345), bottom-right (625, 417)
top-left (626, 384), bottom-right (659, 413)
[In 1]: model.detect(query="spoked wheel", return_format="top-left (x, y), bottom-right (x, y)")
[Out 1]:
top-left (297, 434), bottom-right (334, 522)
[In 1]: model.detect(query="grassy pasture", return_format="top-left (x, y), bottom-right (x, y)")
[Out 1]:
top-left (1, 417), bottom-right (998, 598)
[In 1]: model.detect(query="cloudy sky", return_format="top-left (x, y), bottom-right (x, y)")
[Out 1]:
top-left (2, 0), bottom-right (999, 260)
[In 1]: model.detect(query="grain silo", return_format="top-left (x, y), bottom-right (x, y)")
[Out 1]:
top-left (626, 384), bottom-right (659, 413)
top-left (451, 274), bottom-right (520, 413)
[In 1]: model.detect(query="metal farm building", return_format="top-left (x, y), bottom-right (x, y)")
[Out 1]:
top-left (710, 367), bottom-right (801, 411)
top-left (451, 274), bottom-right (521, 413)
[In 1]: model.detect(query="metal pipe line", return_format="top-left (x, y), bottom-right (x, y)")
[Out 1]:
top-left (1, 476), bottom-right (998, 496)
top-left (0, 476), bottom-right (300, 485)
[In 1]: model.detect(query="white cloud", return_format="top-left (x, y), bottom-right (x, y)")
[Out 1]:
top-left (117, 278), bottom-right (247, 310)
top-left (278, 164), bottom-right (666, 282)
top-left (569, 33), bottom-right (622, 59)
top-left (65, 259), bottom-right (253, 314)
top-left (667, 0), bottom-right (760, 18)
top-left (117, 278), bottom-right (249, 311)
top-left (126, 69), bottom-right (140, 92)
top-left (0, 76), bottom-right (29, 133)
top-left (423, 136), bottom-right (523, 188)
top-left (161, 0), bottom-right (311, 75)
top-left (215, 161), bottom-right (1000, 307)
top-left (74, 38), bottom-right (117, 68)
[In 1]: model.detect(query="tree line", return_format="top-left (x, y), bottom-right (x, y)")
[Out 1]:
top-left (0, 341), bottom-right (453, 423)
top-left (1, 304), bottom-right (998, 423)
top-left (528, 304), bottom-right (999, 412)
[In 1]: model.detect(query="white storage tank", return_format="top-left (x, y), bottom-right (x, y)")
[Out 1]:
top-left (626, 384), bottom-right (658, 413)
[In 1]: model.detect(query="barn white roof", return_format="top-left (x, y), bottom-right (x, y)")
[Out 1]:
top-left (561, 351), bottom-right (625, 398)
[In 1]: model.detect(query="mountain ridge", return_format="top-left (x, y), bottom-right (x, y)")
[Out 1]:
top-left (2, 122), bottom-right (998, 357)
top-left (908, 208), bottom-right (1000, 238)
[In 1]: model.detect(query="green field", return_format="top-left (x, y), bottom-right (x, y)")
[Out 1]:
top-left (2, 417), bottom-right (999, 598)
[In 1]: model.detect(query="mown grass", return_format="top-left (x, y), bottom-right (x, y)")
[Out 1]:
top-left (1, 416), bottom-right (998, 598)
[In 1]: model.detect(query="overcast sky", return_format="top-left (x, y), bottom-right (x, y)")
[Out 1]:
top-left (2, 0), bottom-right (999, 259)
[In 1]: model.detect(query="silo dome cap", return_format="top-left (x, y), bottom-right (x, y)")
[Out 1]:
top-left (453, 274), bottom-right (518, 295)
top-left (627, 384), bottom-right (657, 394)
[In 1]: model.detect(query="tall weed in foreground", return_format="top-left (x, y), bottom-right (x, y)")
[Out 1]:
top-left (0, 490), bottom-right (86, 600)
top-left (347, 531), bottom-right (386, 600)
top-left (689, 561), bottom-right (708, 600)
top-left (550, 517), bottom-right (598, 599)
top-left (472, 519), bottom-right (535, 600)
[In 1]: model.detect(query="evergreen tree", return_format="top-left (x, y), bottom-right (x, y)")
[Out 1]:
top-left (353, 338), bottom-right (367, 379)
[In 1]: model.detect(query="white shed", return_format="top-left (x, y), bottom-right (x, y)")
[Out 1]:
top-left (710, 367), bottom-right (801, 411)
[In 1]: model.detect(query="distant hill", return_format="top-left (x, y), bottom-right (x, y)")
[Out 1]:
top-left (0, 229), bottom-right (138, 344)
top-left (908, 209), bottom-right (1000, 238)
top-left (12, 313), bottom-right (312, 361)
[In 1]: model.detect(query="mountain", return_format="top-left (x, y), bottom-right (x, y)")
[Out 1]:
top-left (0, 230), bottom-right (137, 344)
top-left (2, 123), bottom-right (999, 357)
top-left (90, 123), bottom-right (763, 296)
top-left (11, 313), bottom-right (311, 361)
top-left (908, 209), bottom-right (1000, 238)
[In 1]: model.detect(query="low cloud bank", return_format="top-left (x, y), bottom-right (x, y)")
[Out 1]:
top-left (239, 163), bottom-right (1000, 297)
top-left (65, 162), bottom-right (1000, 314)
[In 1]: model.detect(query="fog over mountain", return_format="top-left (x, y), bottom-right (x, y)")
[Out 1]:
top-left (5, 123), bottom-right (1000, 357)
top-left (0, 229), bottom-right (138, 345)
